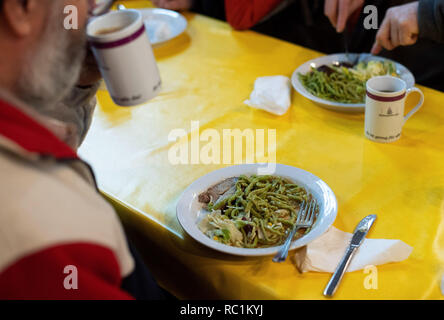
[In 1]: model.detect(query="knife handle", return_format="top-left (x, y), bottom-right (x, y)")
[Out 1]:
top-left (323, 246), bottom-right (357, 297)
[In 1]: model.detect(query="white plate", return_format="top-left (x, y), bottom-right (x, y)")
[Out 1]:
top-left (176, 164), bottom-right (338, 256)
top-left (291, 53), bottom-right (415, 113)
top-left (139, 8), bottom-right (187, 45)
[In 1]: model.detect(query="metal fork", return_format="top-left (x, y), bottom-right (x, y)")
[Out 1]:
top-left (272, 199), bottom-right (317, 263)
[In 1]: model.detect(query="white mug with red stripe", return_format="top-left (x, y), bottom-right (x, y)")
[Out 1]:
top-left (364, 76), bottom-right (424, 143)
top-left (87, 9), bottom-right (161, 106)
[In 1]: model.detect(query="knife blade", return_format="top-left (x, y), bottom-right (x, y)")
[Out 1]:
top-left (343, 17), bottom-right (352, 64)
top-left (343, 26), bottom-right (350, 60)
top-left (323, 214), bottom-right (377, 297)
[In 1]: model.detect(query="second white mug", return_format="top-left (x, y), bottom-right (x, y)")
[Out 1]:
top-left (365, 76), bottom-right (424, 143)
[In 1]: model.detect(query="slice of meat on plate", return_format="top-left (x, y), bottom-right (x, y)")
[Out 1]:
top-left (198, 177), bottom-right (238, 204)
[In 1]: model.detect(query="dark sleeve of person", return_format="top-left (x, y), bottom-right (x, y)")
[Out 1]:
top-left (191, 0), bottom-right (226, 21)
top-left (418, 0), bottom-right (444, 43)
top-left (120, 239), bottom-right (176, 300)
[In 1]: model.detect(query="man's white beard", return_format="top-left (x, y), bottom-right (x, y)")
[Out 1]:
top-left (16, 6), bottom-right (87, 111)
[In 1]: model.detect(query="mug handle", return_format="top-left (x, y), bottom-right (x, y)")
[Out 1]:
top-left (403, 87), bottom-right (424, 124)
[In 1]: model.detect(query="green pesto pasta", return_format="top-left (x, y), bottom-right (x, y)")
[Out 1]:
top-left (298, 60), bottom-right (398, 104)
top-left (198, 175), bottom-right (316, 248)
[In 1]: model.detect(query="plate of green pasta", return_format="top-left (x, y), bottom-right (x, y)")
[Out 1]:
top-left (291, 53), bottom-right (415, 112)
top-left (176, 164), bottom-right (337, 256)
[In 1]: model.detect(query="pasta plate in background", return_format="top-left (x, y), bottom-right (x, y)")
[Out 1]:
top-left (298, 60), bottom-right (397, 104)
top-left (291, 53), bottom-right (415, 113)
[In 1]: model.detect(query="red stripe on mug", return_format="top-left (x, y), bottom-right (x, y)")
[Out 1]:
top-left (366, 91), bottom-right (405, 102)
top-left (89, 25), bottom-right (146, 50)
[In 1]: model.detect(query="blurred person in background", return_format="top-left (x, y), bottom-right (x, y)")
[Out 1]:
top-left (0, 0), bottom-right (171, 299)
top-left (224, 0), bottom-right (444, 91)
top-left (371, 1), bottom-right (444, 52)
top-left (156, 0), bottom-right (444, 91)
top-left (152, 0), bottom-right (226, 20)
top-left (334, 0), bottom-right (444, 91)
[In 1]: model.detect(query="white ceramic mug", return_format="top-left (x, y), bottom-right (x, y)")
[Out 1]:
top-left (87, 10), bottom-right (161, 106)
top-left (365, 76), bottom-right (424, 143)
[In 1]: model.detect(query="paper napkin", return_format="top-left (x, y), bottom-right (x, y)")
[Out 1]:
top-left (293, 226), bottom-right (413, 273)
top-left (244, 75), bottom-right (291, 116)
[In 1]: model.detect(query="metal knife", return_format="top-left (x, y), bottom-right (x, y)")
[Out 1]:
top-left (343, 19), bottom-right (353, 64)
top-left (343, 25), bottom-right (350, 61)
top-left (323, 214), bottom-right (377, 297)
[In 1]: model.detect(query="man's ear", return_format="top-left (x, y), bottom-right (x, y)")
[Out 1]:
top-left (2, 0), bottom-right (39, 37)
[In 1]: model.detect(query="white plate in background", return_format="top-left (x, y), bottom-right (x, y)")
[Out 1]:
top-left (139, 8), bottom-right (187, 45)
top-left (291, 53), bottom-right (415, 113)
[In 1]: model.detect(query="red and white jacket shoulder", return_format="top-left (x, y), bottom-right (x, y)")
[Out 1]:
top-left (0, 98), bottom-right (137, 299)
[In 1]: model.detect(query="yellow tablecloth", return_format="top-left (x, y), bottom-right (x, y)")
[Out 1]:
top-left (79, 1), bottom-right (444, 299)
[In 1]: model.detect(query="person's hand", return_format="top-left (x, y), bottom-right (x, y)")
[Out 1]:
top-left (324, 0), bottom-right (365, 32)
top-left (76, 47), bottom-right (102, 87)
top-left (371, 2), bottom-right (419, 55)
top-left (152, 0), bottom-right (193, 11)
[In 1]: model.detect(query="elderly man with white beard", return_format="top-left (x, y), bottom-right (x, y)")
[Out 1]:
top-left (0, 0), bottom-right (171, 299)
